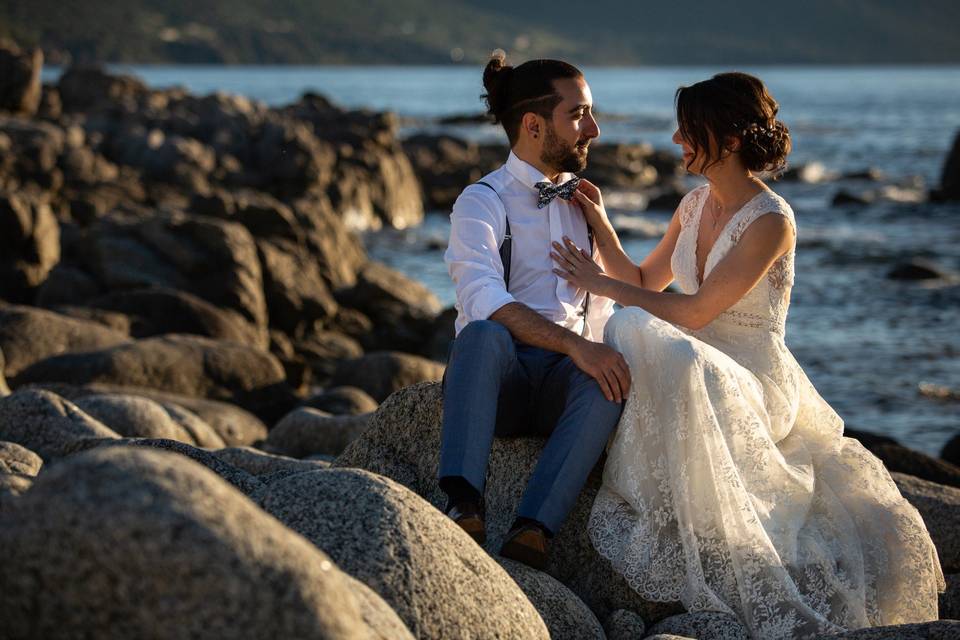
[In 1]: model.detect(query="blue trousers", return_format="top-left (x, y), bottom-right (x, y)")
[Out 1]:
top-left (438, 320), bottom-right (624, 534)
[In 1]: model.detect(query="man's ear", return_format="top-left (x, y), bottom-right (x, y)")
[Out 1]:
top-left (522, 112), bottom-right (541, 140)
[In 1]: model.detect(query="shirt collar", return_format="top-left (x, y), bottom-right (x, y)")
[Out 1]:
top-left (505, 150), bottom-right (574, 191)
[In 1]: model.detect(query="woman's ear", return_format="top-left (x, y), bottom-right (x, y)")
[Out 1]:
top-left (725, 135), bottom-right (742, 153)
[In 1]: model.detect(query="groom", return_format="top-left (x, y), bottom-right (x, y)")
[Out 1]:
top-left (439, 57), bottom-right (630, 570)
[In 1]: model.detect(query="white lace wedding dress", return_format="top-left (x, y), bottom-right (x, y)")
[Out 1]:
top-left (588, 184), bottom-right (945, 639)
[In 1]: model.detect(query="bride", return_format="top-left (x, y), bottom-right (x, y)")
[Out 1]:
top-left (550, 72), bottom-right (944, 639)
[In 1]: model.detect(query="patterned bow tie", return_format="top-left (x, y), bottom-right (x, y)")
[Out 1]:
top-left (535, 176), bottom-right (581, 209)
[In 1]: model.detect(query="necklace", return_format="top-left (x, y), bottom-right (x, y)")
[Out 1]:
top-left (709, 176), bottom-right (765, 230)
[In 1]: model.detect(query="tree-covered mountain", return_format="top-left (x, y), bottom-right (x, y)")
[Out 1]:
top-left (2, 0), bottom-right (958, 65)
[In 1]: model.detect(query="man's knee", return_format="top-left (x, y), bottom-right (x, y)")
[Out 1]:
top-left (573, 374), bottom-right (624, 430)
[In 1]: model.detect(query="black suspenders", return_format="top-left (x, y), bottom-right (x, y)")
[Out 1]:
top-left (475, 181), bottom-right (513, 288)
top-left (473, 181), bottom-right (593, 335)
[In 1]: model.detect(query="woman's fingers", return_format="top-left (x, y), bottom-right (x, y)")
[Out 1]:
top-left (573, 189), bottom-right (598, 208)
top-left (552, 240), bottom-right (584, 264)
top-left (550, 254), bottom-right (575, 275)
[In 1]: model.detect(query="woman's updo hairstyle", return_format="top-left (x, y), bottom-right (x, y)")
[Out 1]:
top-left (482, 53), bottom-right (583, 146)
top-left (675, 72), bottom-right (791, 176)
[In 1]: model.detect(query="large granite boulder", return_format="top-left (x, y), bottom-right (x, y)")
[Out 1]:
top-left (0, 40), bottom-right (43, 116)
top-left (57, 65), bottom-right (148, 112)
top-left (72, 393), bottom-right (225, 448)
top-left (211, 446), bottom-right (330, 479)
top-left (66, 437), bottom-right (264, 496)
top-left (0, 116), bottom-right (66, 188)
top-left (401, 134), bottom-right (500, 210)
top-left (497, 557), bottom-right (606, 640)
top-left (0, 471), bottom-right (32, 504)
top-left (893, 472), bottom-right (960, 572)
top-left (304, 386), bottom-right (379, 416)
top-left (941, 573), bottom-right (960, 621)
top-left (333, 382), bottom-right (683, 623)
top-left (290, 195), bottom-right (367, 289)
top-left (0, 440), bottom-right (42, 475)
top-left (942, 433), bottom-right (960, 468)
top-left (0, 305), bottom-right (130, 378)
top-left (0, 192), bottom-right (60, 302)
top-left (265, 407), bottom-right (371, 458)
top-left (87, 287), bottom-right (262, 346)
top-left (330, 352), bottom-right (444, 403)
top-left (602, 609), bottom-right (648, 640)
top-left (0, 389), bottom-right (120, 460)
top-left (253, 468), bottom-right (549, 640)
top-left (282, 93), bottom-right (423, 231)
top-left (0, 446), bottom-right (372, 639)
top-left (336, 262), bottom-right (442, 353)
top-left (23, 381), bottom-right (269, 447)
top-left (71, 211), bottom-right (268, 344)
top-left (866, 442), bottom-right (960, 489)
top-left (12, 334), bottom-right (295, 422)
top-left (257, 237), bottom-right (339, 335)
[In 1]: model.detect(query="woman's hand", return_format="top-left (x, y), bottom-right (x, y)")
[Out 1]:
top-left (551, 236), bottom-right (618, 297)
top-left (571, 178), bottom-right (611, 230)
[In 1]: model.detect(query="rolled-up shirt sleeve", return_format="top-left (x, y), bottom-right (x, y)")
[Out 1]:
top-left (444, 186), bottom-right (517, 323)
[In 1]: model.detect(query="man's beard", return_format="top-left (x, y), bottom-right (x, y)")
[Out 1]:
top-left (540, 124), bottom-right (588, 174)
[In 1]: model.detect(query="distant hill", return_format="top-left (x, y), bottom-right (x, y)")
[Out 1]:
top-left (2, 0), bottom-right (959, 65)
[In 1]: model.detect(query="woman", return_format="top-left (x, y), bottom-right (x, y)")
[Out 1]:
top-left (550, 72), bottom-right (944, 639)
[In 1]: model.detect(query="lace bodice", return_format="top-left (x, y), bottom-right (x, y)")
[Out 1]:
top-left (670, 184), bottom-right (796, 337)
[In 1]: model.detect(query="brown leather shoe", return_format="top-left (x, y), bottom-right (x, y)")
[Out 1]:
top-left (499, 523), bottom-right (549, 570)
top-left (446, 501), bottom-right (486, 545)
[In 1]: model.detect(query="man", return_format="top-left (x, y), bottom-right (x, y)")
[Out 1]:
top-left (439, 56), bottom-right (630, 570)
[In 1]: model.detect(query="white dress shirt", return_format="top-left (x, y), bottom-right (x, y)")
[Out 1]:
top-left (444, 151), bottom-right (615, 341)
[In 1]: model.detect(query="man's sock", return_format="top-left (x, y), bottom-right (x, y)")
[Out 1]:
top-left (439, 475), bottom-right (482, 514)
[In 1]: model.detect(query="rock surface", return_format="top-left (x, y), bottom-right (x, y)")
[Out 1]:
top-left (0, 193), bottom-right (60, 302)
top-left (940, 573), bottom-right (960, 621)
top-left (67, 437), bottom-right (264, 496)
top-left (331, 351), bottom-right (444, 403)
top-left (603, 609), bottom-right (648, 640)
top-left (254, 467), bottom-right (549, 640)
top-left (88, 287), bottom-right (262, 346)
top-left (942, 434), bottom-right (960, 468)
top-left (212, 446), bottom-right (330, 478)
top-left (265, 407), bottom-right (371, 458)
top-left (13, 334), bottom-right (294, 422)
top-left (304, 386), bottom-right (379, 415)
top-left (73, 393), bottom-right (225, 447)
top-left (23, 381), bottom-right (269, 447)
top-left (334, 382), bottom-right (683, 623)
top-left (0, 304), bottom-right (129, 378)
top-left (864, 442), bottom-right (960, 489)
top-left (0, 446), bottom-right (372, 639)
top-left (0, 40), bottom-right (43, 115)
top-left (0, 388), bottom-right (120, 460)
top-left (497, 557), bottom-right (606, 640)
top-left (0, 440), bottom-right (43, 475)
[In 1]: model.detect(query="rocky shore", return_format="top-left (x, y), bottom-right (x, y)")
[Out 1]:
top-left (1, 40), bottom-right (959, 638)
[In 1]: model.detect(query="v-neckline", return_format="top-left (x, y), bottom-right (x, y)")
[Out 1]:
top-left (693, 187), bottom-right (766, 287)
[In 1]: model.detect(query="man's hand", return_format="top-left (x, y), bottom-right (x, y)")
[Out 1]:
top-left (568, 338), bottom-right (631, 403)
